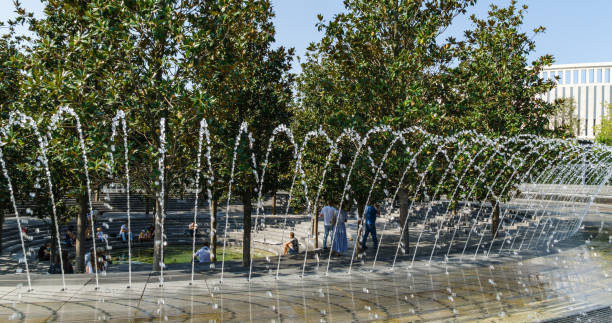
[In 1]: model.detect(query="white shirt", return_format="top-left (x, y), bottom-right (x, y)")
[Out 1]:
top-left (195, 246), bottom-right (211, 263)
top-left (320, 206), bottom-right (337, 226)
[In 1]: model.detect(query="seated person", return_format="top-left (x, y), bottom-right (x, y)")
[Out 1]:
top-left (37, 242), bottom-right (50, 261)
top-left (49, 250), bottom-right (73, 274)
top-left (64, 226), bottom-right (75, 247)
top-left (194, 241), bottom-right (211, 263)
top-left (119, 223), bottom-right (133, 241)
top-left (138, 230), bottom-right (147, 242)
top-left (185, 222), bottom-right (199, 236)
top-left (96, 227), bottom-right (106, 243)
top-left (282, 232), bottom-right (299, 255)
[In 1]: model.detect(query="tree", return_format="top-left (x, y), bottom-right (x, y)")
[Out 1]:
top-left (296, 0), bottom-right (570, 250)
top-left (3, 0), bottom-right (294, 272)
top-left (595, 104), bottom-right (612, 145)
top-left (186, 0), bottom-right (294, 266)
top-left (296, 0), bottom-right (477, 250)
top-left (0, 37), bottom-right (22, 252)
top-left (442, 1), bottom-right (564, 137)
top-left (551, 98), bottom-right (578, 138)
top-left (442, 1), bottom-right (573, 235)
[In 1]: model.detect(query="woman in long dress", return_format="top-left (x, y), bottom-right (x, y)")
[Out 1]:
top-left (332, 209), bottom-right (348, 255)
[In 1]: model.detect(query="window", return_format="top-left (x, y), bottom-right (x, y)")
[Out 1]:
top-left (543, 71), bottom-right (548, 80)
top-left (589, 69), bottom-right (594, 83)
top-left (602, 85), bottom-right (605, 123)
top-left (597, 69), bottom-right (602, 83)
top-left (581, 69), bottom-right (587, 83)
top-left (577, 87), bottom-right (581, 134)
top-left (574, 70), bottom-right (579, 84)
top-left (585, 87), bottom-right (589, 136)
top-left (606, 69), bottom-right (611, 83)
top-left (565, 70), bottom-right (571, 84)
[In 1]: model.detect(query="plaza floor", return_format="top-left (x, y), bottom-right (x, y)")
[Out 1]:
top-left (0, 235), bottom-right (610, 323)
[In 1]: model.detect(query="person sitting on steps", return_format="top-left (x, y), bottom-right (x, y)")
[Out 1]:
top-left (283, 232), bottom-right (299, 255)
top-left (194, 241), bottom-right (211, 263)
top-left (119, 222), bottom-right (133, 242)
top-left (37, 242), bottom-right (50, 261)
top-left (186, 222), bottom-right (198, 237)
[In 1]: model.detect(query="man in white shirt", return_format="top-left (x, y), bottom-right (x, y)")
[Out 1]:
top-left (194, 241), bottom-right (211, 263)
top-left (319, 202), bottom-right (338, 249)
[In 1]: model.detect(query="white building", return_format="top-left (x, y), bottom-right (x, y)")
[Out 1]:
top-left (541, 62), bottom-right (612, 140)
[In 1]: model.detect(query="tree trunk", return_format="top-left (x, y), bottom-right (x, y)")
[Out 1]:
top-left (75, 193), bottom-right (88, 273)
top-left (491, 200), bottom-right (500, 238)
top-left (0, 211), bottom-right (4, 253)
top-left (272, 191), bottom-right (276, 216)
top-left (210, 198), bottom-right (218, 263)
top-left (242, 190), bottom-right (252, 267)
top-left (398, 189), bottom-right (410, 254)
top-left (49, 221), bottom-right (58, 267)
top-left (153, 197), bottom-right (163, 272)
top-left (313, 205), bottom-right (319, 249)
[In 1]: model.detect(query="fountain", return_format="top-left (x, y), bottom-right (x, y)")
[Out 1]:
top-left (0, 109), bottom-right (611, 322)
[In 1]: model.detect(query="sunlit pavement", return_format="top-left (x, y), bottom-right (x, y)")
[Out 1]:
top-left (0, 221), bottom-right (610, 323)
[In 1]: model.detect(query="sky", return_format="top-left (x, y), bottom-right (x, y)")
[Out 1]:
top-left (1, 0), bottom-right (610, 74)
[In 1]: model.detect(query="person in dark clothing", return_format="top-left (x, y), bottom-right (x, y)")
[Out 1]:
top-left (37, 242), bottom-right (50, 261)
top-left (61, 250), bottom-right (74, 274)
top-left (49, 250), bottom-right (73, 274)
top-left (361, 204), bottom-right (379, 250)
top-left (64, 226), bottom-right (75, 247)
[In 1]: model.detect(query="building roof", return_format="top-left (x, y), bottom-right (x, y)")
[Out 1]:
top-left (543, 62), bottom-right (612, 70)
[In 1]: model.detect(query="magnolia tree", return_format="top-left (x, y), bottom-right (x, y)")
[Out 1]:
top-left (296, 0), bottom-right (572, 248)
top-left (2, 0), bottom-right (294, 271)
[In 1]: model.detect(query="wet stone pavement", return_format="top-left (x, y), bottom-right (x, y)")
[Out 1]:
top-left (0, 224), bottom-right (610, 322)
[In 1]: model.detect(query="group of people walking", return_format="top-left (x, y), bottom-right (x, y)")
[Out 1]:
top-left (320, 202), bottom-right (379, 255)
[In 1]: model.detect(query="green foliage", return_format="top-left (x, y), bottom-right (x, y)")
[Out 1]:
top-left (442, 1), bottom-right (566, 137)
top-left (595, 104), bottom-right (612, 146)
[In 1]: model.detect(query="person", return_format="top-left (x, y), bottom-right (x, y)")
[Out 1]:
top-left (84, 248), bottom-right (94, 274)
top-left (138, 230), bottom-right (147, 243)
top-left (361, 204), bottom-right (379, 250)
top-left (99, 247), bottom-right (112, 272)
top-left (320, 203), bottom-right (337, 249)
top-left (61, 250), bottom-right (74, 274)
top-left (186, 222), bottom-right (198, 236)
top-left (49, 250), bottom-right (73, 274)
top-left (145, 225), bottom-right (154, 240)
top-left (194, 241), bottom-right (211, 263)
top-left (332, 208), bottom-right (348, 255)
top-left (119, 222), bottom-right (132, 242)
top-left (37, 242), bottom-right (50, 261)
top-left (96, 227), bottom-right (106, 243)
top-left (283, 232), bottom-right (299, 255)
top-left (64, 226), bottom-right (75, 247)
